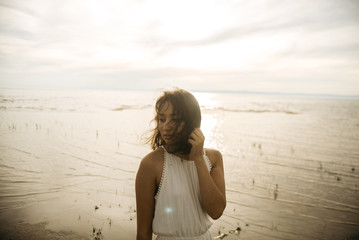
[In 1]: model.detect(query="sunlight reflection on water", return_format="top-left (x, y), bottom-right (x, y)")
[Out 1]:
top-left (194, 92), bottom-right (224, 150)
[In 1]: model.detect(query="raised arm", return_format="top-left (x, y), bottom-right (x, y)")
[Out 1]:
top-left (188, 128), bottom-right (226, 219)
top-left (135, 155), bottom-right (157, 240)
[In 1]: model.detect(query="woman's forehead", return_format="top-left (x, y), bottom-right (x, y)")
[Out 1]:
top-left (159, 101), bottom-right (176, 114)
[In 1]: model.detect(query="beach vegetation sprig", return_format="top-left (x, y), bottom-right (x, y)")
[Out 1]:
top-left (274, 184), bottom-right (278, 200)
top-left (92, 226), bottom-right (104, 240)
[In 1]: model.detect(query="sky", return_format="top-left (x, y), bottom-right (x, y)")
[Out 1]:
top-left (0, 0), bottom-right (358, 95)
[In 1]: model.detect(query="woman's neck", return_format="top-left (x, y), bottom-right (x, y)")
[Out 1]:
top-left (163, 145), bottom-right (191, 160)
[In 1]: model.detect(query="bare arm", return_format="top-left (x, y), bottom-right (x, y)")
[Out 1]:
top-left (135, 155), bottom-right (157, 240)
top-left (188, 129), bottom-right (226, 219)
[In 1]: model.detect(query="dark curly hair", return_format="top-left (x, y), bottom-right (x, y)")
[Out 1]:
top-left (148, 88), bottom-right (201, 154)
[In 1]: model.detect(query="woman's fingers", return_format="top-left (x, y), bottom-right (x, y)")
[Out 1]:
top-left (188, 129), bottom-right (205, 160)
top-left (188, 128), bottom-right (205, 147)
top-left (190, 128), bottom-right (205, 140)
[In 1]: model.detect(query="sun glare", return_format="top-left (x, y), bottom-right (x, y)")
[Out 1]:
top-left (193, 92), bottom-right (220, 110)
top-left (193, 92), bottom-right (223, 149)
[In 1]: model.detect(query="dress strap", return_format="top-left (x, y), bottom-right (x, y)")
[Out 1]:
top-left (203, 148), bottom-right (212, 171)
top-left (155, 146), bottom-right (167, 200)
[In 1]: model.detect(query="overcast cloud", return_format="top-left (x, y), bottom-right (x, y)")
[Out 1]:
top-left (0, 0), bottom-right (358, 95)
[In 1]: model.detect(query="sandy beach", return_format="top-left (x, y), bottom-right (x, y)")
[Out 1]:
top-left (0, 89), bottom-right (358, 240)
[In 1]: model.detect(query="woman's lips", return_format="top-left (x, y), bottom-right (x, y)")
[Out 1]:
top-left (163, 134), bottom-right (173, 140)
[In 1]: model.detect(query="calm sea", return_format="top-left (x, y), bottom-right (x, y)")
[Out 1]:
top-left (0, 88), bottom-right (358, 239)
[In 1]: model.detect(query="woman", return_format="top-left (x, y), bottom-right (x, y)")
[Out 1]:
top-left (136, 88), bottom-right (226, 240)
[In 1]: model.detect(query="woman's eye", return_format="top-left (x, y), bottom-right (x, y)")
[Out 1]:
top-left (159, 118), bottom-right (166, 123)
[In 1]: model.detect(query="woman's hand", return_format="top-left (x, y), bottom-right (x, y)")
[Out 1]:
top-left (188, 128), bottom-right (205, 161)
top-left (189, 129), bottom-right (227, 219)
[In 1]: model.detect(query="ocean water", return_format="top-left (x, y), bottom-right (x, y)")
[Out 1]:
top-left (0, 88), bottom-right (358, 239)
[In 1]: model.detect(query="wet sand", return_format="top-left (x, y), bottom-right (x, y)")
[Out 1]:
top-left (0, 220), bottom-right (89, 240)
top-left (1, 89), bottom-right (358, 239)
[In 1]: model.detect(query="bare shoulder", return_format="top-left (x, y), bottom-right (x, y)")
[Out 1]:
top-left (141, 147), bottom-right (164, 167)
top-left (205, 148), bottom-right (223, 168)
top-left (138, 147), bottom-right (164, 183)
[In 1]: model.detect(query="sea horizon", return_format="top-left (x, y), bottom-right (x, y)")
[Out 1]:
top-left (1, 87), bottom-right (359, 100)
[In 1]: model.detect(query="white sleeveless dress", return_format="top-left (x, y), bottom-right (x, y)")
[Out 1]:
top-left (152, 147), bottom-right (213, 240)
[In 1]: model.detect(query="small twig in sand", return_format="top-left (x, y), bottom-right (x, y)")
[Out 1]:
top-left (214, 227), bottom-right (241, 239)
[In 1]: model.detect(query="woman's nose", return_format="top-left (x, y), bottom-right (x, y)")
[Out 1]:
top-left (163, 120), bottom-right (174, 130)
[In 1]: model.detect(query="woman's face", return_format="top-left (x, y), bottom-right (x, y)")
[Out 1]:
top-left (158, 101), bottom-right (184, 145)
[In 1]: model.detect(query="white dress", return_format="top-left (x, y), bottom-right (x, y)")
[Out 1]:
top-left (152, 147), bottom-right (213, 240)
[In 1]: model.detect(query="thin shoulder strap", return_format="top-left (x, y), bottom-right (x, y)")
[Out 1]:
top-left (203, 148), bottom-right (212, 171)
top-left (155, 146), bottom-right (167, 200)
